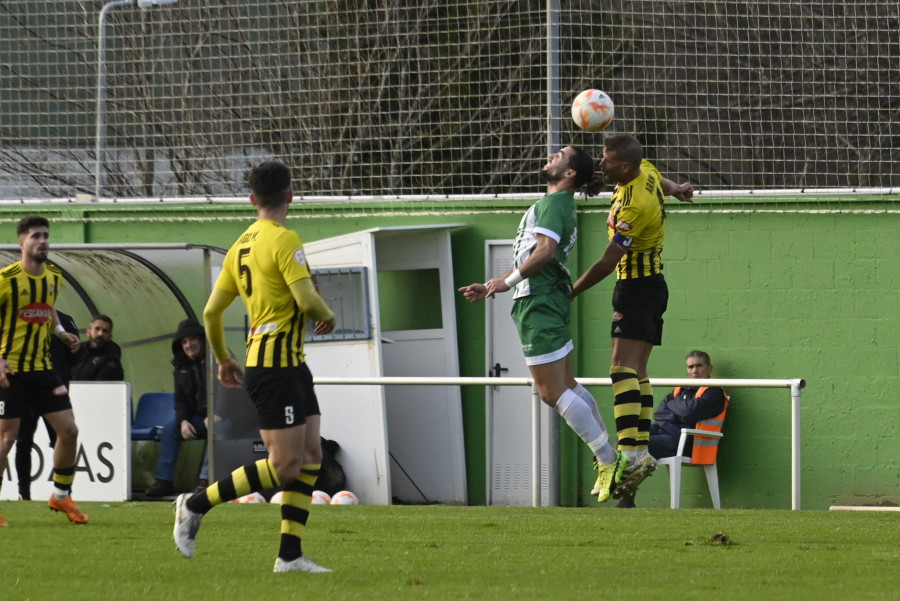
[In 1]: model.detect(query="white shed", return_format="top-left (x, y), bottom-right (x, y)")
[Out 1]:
top-left (303, 225), bottom-right (467, 505)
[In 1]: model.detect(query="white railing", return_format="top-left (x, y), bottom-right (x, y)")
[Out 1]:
top-left (315, 376), bottom-right (807, 509)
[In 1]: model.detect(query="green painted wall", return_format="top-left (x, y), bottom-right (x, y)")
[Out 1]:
top-left (2, 197), bottom-right (896, 509)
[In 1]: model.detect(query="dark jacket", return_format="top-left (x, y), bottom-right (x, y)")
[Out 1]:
top-left (172, 319), bottom-right (207, 425)
top-left (70, 329), bottom-right (124, 382)
top-left (51, 311), bottom-right (79, 385)
top-left (653, 385), bottom-right (727, 441)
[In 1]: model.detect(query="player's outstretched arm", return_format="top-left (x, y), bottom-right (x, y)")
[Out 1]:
top-left (572, 241), bottom-right (626, 299)
top-left (475, 233), bottom-right (559, 299)
top-left (661, 177), bottom-right (694, 203)
top-left (458, 282), bottom-right (491, 303)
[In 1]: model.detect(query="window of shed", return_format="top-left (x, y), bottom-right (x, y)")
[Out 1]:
top-left (306, 267), bottom-right (371, 341)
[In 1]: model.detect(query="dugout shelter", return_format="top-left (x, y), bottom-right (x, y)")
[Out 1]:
top-left (0, 243), bottom-right (242, 494)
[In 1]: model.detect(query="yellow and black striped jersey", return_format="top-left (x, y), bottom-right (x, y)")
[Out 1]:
top-left (216, 219), bottom-right (313, 368)
top-left (608, 159), bottom-right (667, 279)
top-left (0, 261), bottom-right (62, 372)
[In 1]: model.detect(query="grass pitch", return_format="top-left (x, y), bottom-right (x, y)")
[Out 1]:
top-left (2, 501), bottom-right (897, 601)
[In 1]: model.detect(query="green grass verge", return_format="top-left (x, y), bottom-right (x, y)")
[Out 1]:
top-left (2, 502), bottom-right (897, 601)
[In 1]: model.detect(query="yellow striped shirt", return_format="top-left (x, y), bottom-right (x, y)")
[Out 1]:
top-left (216, 220), bottom-right (312, 367)
top-left (0, 261), bottom-right (62, 372)
top-left (608, 159), bottom-right (667, 279)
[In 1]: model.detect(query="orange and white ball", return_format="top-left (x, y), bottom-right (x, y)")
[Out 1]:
top-left (571, 89), bottom-right (614, 132)
top-left (312, 490), bottom-right (332, 505)
top-left (230, 491), bottom-right (266, 504)
top-left (330, 490), bottom-right (358, 505)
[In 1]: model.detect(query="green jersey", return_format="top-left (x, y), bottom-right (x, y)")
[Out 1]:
top-left (510, 190), bottom-right (577, 299)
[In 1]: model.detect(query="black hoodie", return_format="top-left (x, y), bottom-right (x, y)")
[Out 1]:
top-left (171, 318), bottom-right (206, 425)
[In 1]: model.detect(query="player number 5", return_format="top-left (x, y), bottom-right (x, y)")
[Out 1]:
top-left (238, 248), bottom-right (252, 296)
top-left (285, 405), bottom-right (295, 425)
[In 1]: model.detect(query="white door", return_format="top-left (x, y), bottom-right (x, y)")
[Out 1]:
top-left (485, 241), bottom-right (559, 506)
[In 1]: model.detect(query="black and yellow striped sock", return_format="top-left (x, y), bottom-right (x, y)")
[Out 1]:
top-left (187, 458), bottom-right (281, 514)
top-left (611, 365), bottom-right (641, 451)
top-left (638, 378), bottom-right (653, 449)
top-left (51, 465), bottom-right (76, 497)
top-left (278, 464), bottom-right (320, 561)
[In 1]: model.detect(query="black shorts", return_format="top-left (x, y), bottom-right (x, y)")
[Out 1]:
top-left (0, 370), bottom-right (70, 420)
top-left (243, 364), bottom-right (321, 430)
top-left (611, 273), bottom-right (668, 345)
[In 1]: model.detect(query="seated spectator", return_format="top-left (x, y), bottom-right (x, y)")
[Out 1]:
top-left (146, 319), bottom-right (212, 498)
top-left (71, 314), bottom-right (124, 381)
top-left (15, 311), bottom-right (78, 500)
top-left (616, 350), bottom-right (727, 508)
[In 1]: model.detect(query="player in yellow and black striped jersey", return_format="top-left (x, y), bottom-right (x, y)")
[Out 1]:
top-left (572, 134), bottom-right (694, 501)
top-left (173, 162), bottom-right (337, 574)
top-left (607, 158), bottom-right (667, 280)
top-left (217, 218), bottom-right (315, 369)
top-left (0, 260), bottom-right (62, 373)
top-left (0, 215), bottom-right (88, 526)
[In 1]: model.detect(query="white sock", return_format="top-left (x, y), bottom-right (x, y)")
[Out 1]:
top-left (573, 383), bottom-right (606, 429)
top-left (555, 389), bottom-right (618, 465)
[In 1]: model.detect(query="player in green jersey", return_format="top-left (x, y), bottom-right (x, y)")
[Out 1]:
top-left (460, 146), bottom-right (626, 502)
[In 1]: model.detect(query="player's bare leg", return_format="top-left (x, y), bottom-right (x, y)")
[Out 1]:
top-left (0, 418), bottom-right (21, 526)
top-left (42, 409), bottom-right (88, 523)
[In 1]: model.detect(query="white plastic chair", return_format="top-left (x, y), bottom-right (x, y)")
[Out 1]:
top-left (656, 426), bottom-right (724, 508)
top-left (655, 393), bottom-right (728, 509)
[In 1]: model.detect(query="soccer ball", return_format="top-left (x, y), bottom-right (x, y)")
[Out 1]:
top-left (330, 490), bottom-right (358, 505)
top-left (269, 491), bottom-right (284, 504)
top-left (571, 89), bottom-right (614, 132)
top-left (312, 490), bottom-right (332, 505)
top-left (230, 491), bottom-right (266, 504)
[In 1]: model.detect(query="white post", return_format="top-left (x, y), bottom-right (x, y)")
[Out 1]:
top-left (531, 383), bottom-right (541, 507)
top-left (791, 378), bottom-right (805, 510)
top-left (485, 383), bottom-right (494, 506)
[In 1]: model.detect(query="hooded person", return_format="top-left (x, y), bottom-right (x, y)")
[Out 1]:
top-left (145, 318), bottom-right (210, 498)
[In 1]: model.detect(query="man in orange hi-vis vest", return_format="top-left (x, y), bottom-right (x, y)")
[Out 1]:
top-left (616, 350), bottom-right (726, 508)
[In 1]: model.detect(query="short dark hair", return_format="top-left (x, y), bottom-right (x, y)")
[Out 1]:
top-left (17, 215), bottom-right (49, 237)
top-left (91, 314), bottom-right (114, 329)
top-left (604, 134), bottom-right (643, 167)
top-left (686, 350), bottom-right (712, 365)
top-left (248, 162), bottom-right (292, 208)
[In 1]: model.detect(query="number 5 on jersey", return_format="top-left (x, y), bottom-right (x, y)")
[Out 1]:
top-left (238, 248), bottom-right (252, 296)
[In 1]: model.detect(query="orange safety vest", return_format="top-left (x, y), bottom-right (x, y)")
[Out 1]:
top-left (672, 386), bottom-right (729, 465)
